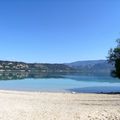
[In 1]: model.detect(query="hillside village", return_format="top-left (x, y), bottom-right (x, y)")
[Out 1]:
top-left (0, 60), bottom-right (75, 73)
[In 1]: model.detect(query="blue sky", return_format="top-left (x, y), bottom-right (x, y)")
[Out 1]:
top-left (0, 0), bottom-right (120, 63)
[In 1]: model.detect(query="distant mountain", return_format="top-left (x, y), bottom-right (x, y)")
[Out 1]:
top-left (66, 60), bottom-right (114, 73)
top-left (0, 60), bottom-right (114, 74)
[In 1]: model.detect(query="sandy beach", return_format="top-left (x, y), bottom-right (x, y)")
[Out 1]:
top-left (0, 90), bottom-right (119, 120)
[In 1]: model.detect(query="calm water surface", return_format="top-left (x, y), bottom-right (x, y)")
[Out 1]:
top-left (0, 73), bottom-right (120, 93)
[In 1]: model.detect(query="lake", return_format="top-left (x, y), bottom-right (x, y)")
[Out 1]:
top-left (0, 72), bottom-right (120, 93)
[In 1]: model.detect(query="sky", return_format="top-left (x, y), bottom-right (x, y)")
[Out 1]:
top-left (0, 0), bottom-right (120, 63)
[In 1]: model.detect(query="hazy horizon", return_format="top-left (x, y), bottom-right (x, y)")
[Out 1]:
top-left (0, 59), bottom-right (107, 64)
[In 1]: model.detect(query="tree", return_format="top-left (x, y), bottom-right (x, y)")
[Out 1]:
top-left (108, 39), bottom-right (120, 78)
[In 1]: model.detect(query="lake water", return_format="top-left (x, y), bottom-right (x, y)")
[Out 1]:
top-left (0, 73), bottom-right (120, 93)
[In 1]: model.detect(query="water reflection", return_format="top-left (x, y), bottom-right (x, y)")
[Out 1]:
top-left (0, 72), bottom-right (120, 93)
top-left (0, 71), bottom-right (119, 84)
top-left (0, 71), bottom-right (66, 80)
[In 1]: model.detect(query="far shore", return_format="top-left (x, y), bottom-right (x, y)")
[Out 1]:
top-left (0, 90), bottom-right (120, 120)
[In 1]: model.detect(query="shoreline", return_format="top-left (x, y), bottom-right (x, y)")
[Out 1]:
top-left (0, 90), bottom-right (120, 120)
top-left (0, 89), bottom-right (120, 95)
